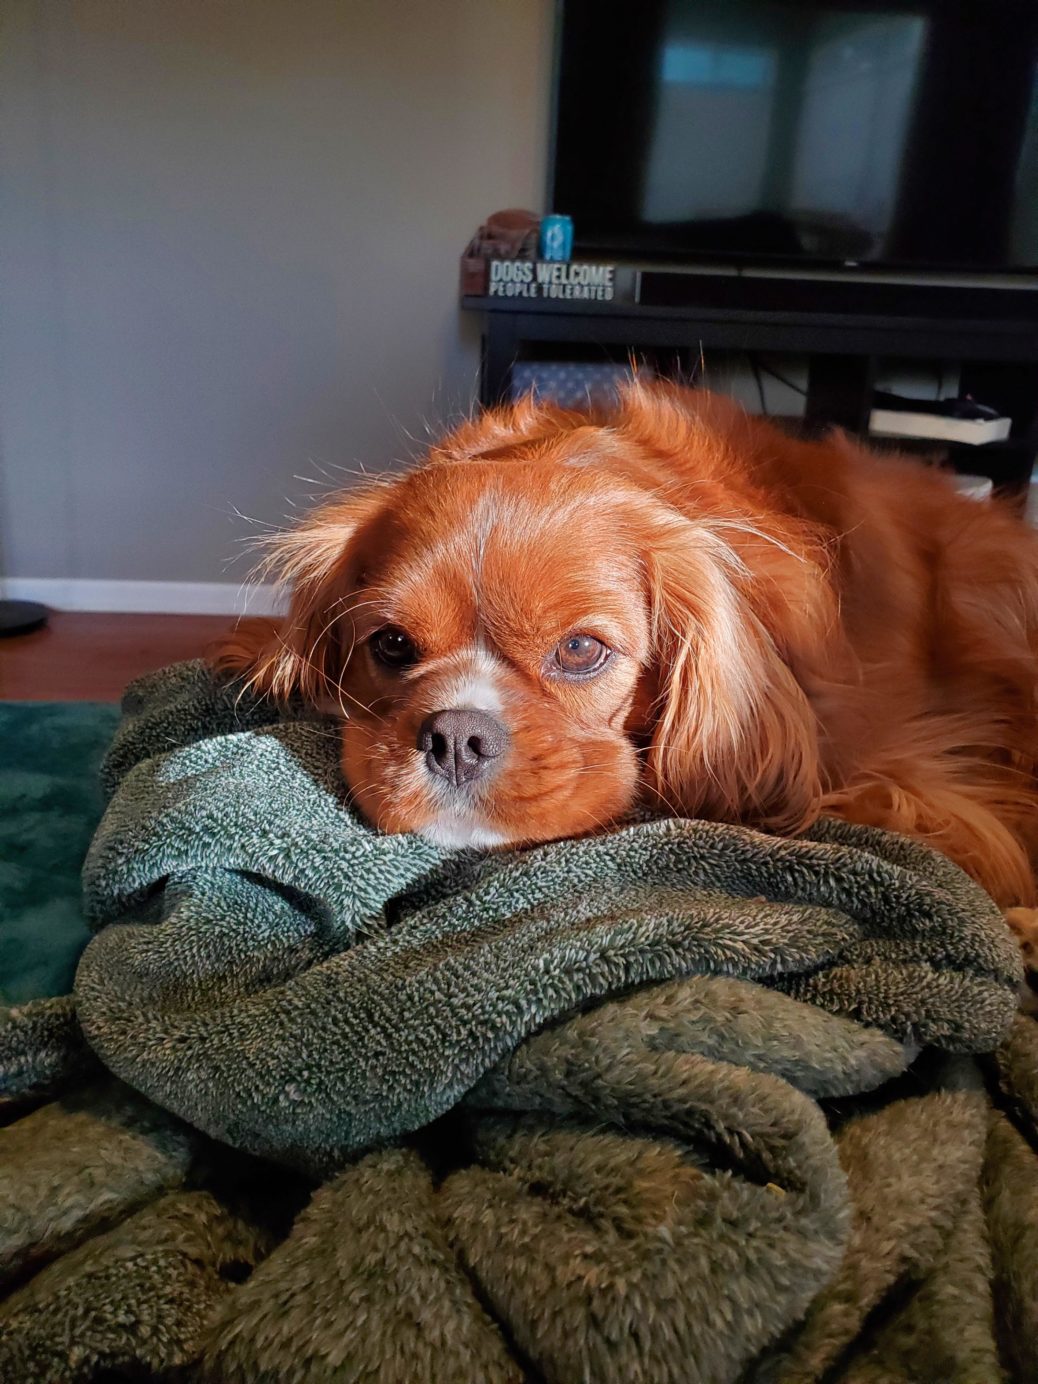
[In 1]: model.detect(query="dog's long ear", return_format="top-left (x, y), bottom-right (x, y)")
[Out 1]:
top-left (639, 502), bottom-right (835, 833)
top-left (214, 485), bottom-right (386, 706)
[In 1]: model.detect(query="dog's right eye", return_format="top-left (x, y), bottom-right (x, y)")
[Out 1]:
top-left (370, 626), bottom-right (419, 669)
top-left (554, 633), bottom-right (611, 677)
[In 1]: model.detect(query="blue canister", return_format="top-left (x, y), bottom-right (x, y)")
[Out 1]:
top-left (540, 213), bottom-right (574, 262)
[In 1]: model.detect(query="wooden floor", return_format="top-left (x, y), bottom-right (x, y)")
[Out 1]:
top-left (0, 612), bottom-right (236, 701)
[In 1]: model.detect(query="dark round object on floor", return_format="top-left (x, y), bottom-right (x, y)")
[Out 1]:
top-left (0, 599), bottom-right (49, 636)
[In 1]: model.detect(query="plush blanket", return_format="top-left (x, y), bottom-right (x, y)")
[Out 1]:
top-left (0, 700), bottom-right (121, 1005)
top-left (1, 660), bottom-right (1036, 1382)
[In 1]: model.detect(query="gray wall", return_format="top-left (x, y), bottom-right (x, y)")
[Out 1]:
top-left (1, 0), bottom-right (553, 588)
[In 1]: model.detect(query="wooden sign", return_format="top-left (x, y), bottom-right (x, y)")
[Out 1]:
top-left (486, 259), bottom-right (617, 301)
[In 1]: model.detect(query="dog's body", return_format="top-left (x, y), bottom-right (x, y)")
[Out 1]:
top-left (221, 385), bottom-right (1038, 943)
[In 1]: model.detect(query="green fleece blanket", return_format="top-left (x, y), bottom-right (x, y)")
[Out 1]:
top-left (1, 660), bottom-right (1037, 1382)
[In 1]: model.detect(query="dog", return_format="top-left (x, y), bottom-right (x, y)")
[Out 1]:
top-left (218, 383), bottom-right (1038, 970)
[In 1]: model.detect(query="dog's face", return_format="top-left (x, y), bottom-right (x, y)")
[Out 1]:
top-left (284, 458), bottom-right (658, 846)
top-left (237, 391), bottom-right (833, 846)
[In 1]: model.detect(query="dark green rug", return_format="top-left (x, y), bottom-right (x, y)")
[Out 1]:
top-left (0, 701), bottom-right (120, 1004)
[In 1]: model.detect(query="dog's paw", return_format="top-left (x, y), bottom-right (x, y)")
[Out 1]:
top-left (1003, 907), bottom-right (1038, 1015)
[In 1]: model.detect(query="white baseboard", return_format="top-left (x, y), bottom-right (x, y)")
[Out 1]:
top-left (0, 578), bottom-right (284, 616)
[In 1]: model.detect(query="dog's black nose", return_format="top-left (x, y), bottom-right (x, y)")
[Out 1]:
top-left (418, 709), bottom-right (508, 787)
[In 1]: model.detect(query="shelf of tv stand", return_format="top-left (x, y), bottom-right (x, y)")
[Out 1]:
top-left (464, 294), bottom-right (1038, 375)
top-left (462, 273), bottom-right (1038, 498)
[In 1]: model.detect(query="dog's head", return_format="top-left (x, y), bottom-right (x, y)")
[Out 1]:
top-left (228, 387), bottom-right (836, 846)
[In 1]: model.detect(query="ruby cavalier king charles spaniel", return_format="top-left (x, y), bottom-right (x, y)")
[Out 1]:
top-left (219, 384), bottom-right (1038, 974)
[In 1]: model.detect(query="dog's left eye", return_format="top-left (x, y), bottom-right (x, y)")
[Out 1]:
top-left (554, 633), bottom-right (611, 677)
top-left (371, 626), bottom-right (419, 669)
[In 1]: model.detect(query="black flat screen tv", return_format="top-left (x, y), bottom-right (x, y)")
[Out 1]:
top-left (550, 0), bottom-right (1038, 272)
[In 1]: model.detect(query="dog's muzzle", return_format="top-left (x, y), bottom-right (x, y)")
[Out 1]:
top-left (418, 708), bottom-right (509, 787)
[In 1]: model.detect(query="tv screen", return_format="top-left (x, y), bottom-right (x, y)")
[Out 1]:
top-left (551, 0), bottom-right (1038, 272)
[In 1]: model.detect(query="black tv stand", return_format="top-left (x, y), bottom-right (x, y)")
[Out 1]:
top-left (462, 269), bottom-right (1038, 500)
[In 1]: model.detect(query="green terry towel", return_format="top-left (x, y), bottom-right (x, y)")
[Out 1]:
top-left (1, 659), bottom-right (1036, 1384)
top-left (70, 661), bottom-right (1018, 1173)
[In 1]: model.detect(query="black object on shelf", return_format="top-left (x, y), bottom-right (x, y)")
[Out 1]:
top-left (870, 390), bottom-right (1003, 421)
top-left (0, 600), bottom-right (49, 637)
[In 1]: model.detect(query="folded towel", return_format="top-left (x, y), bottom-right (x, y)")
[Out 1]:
top-left (1, 660), bottom-right (1034, 1383)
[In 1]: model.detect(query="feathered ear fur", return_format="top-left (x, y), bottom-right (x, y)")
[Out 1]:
top-left (637, 498), bottom-right (839, 833)
top-left (214, 485), bottom-right (386, 706)
top-left (431, 394), bottom-right (592, 463)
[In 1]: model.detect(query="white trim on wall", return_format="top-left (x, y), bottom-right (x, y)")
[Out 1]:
top-left (1, 578), bottom-right (284, 616)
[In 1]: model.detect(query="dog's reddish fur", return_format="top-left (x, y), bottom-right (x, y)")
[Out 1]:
top-left (219, 384), bottom-right (1038, 913)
